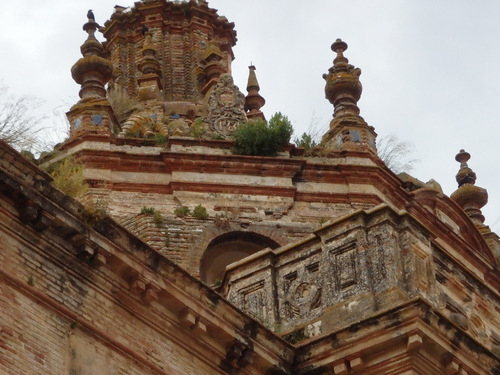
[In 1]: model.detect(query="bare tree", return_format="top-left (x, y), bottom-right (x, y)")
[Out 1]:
top-left (0, 83), bottom-right (45, 152)
top-left (293, 112), bottom-right (328, 154)
top-left (377, 133), bottom-right (418, 174)
top-left (492, 215), bottom-right (500, 234)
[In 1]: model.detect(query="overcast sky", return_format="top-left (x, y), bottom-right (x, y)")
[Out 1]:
top-left (1, 0), bottom-right (498, 232)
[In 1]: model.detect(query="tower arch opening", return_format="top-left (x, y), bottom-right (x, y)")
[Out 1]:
top-left (200, 231), bottom-right (280, 285)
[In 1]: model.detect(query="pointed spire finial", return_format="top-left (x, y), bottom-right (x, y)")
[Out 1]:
top-left (245, 65), bottom-right (266, 120)
top-left (246, 65), bottom-right (259, 92)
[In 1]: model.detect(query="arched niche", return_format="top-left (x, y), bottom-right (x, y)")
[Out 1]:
top-left (200, 231), bottom-right (280, 286)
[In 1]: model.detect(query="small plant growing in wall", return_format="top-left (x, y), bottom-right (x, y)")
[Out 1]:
top-left (49, 157), bottom-right (89, 198)
top-left (84, 199), bottom-right (109, 223)
top-left (190, 118), bottom-right (205, 138)
top-left (232, 112), bottom-right (293, 157)
top-left (141, 206), bottom-right (156, 215)
top-left (192, 204), bottom-right (208, 220)
top-left (295, 132), bottom-right (319, 155)
top-left (141, 206), bottom-right (163, 226)
top-left (174, 206), bottom-right (190, 218)
top-left (155, 133), bottom-right (168, 145)
top-left (319, 217), bottom-right (328, 225)
top-left (153, 210), bottom-right (163, 224)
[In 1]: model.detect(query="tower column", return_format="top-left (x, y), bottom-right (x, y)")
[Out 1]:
top-left (66, 17), bottom-right (119, 138)
top-left (322, 39), bottom-right (377, 151)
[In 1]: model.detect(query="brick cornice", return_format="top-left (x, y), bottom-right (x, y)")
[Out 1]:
top-left (0, 143), bottom-right (294, 375)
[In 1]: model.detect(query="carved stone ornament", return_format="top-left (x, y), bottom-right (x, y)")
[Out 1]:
top-left (283, 265), bottom-right (322, 320)
top-left (206, 73), bottom-right (247, 138)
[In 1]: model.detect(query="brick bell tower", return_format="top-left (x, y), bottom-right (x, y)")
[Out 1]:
top-left (103, 0), bottom-right (236, 102)
top-left (99, 0), bottom-right (248, 139)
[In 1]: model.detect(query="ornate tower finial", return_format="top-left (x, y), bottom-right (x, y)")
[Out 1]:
top-left (244, 65), bottom-right (266, 120)
top-left (332, 39), bottom-right (349, 69)
top-left (325, 39), bottom-right (361, 119)
top-left (450, 149), bottom-right (488, 225)
top-left (321, 39), bottom-right (376, 151)
top-left (71, 19), bottom-right (113, 100)
top-left (66, 17), bottom-right (118, 138)
top-left (137, 29), bottom-right (162, 101)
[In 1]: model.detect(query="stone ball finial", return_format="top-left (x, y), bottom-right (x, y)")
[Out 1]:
top-left (332, 38), bottom-right (347, 51)
top-left (331, 38), bottom-right (348, 66)
top-left (323, 38), bottom-right (362, 116)
top-left (455, 149), bottom-right (476, 187)
top-left (451, 149), bottom-right (488, 225)
top-left (456, 148), bottom-right (470, 165)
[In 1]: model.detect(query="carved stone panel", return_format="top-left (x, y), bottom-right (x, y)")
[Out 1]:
top-left (206, 74), bottom-right (247, 138)
top-left (336, 248), bottom-right (357, 289)
top-left (330, 241), bottom-right (358, 291)
top-left (367, 232), bottom-right (402, 293)
top-left (281, 260), bottom-right (322, 322)
top-left (240, 281), bottom-right (265, 322)
top-left (370, 235), bottom-right (387, 287)
top-left (414, 245), bottom-right (431, 293)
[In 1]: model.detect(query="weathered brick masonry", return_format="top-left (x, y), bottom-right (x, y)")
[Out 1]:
top-left (2, 1), bottom-right (500, 374)
top-left (0, 140), bottom-right (293, 374)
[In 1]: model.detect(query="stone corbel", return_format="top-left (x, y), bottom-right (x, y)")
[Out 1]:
top-left (407, 332), bottom-right (423, 352)
top-left (237, 347), bottom-right (254, 368)
top-left (141, 283), bottom-right (160, 304)
top-left (71, 235), bottom-right (106, 268)
top-left (18, 200), bottom-right (39, 223)
top-left (180, 309), bottom-right (197, 328)
top-left (220, 340), bottom-right (254, 375)
top-left (192, 317), bottom-right (207, 336)
top-left (128, 275), bottom-right (159, 304)
top-left (33, 210), bottom-right (55, 232)
top-left (332, 355), bottom-right (364, 374)
top-left (348, 355), bottom-right (364, 372)
top-left (129, 275), bottom-right (147, 295)
top-left (332, 359), bottom-right (348, 375)
top-left (443, 356), bottom-right (471, 375)
top-left (179, 309), bottom-right (208, 336)
top-left (18, 200), bottom-right (54, 232)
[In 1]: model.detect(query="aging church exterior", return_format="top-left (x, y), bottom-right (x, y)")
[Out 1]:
top-left (1, 1), bottom-right (499, 374)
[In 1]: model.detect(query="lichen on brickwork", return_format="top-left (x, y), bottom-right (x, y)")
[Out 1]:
top-left (4, 2), bottom-right (496, 374)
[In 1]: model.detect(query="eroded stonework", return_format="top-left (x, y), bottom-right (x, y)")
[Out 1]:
top-left (206, 73), bottom-right (248, 138)
top-left (223, 204), bottom-right (500, 362)
top-left (17, 1), bottom-right (500, 374)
